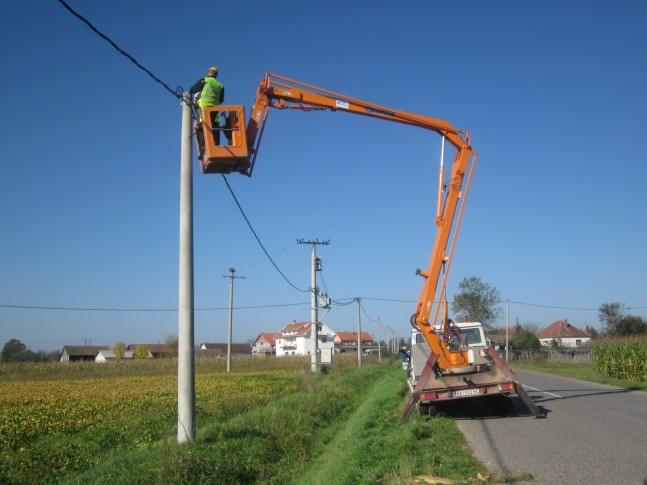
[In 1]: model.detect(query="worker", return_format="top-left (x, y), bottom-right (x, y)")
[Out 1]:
top-left (189, 66), bottom-right (225, 108)
top-left (189, 67), bottom-right (225, 151)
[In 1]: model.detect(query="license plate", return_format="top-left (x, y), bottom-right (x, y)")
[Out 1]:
top-left (453, 388), bottom-right (481, 397)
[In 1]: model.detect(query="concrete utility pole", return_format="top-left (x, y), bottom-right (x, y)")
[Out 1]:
top-left (505, 299), bottom-right (510, 362)
top-left (356, 298), bottom-right (362, 367)
top-left (297, 238), bottom-right (329, 373)
top-left (224, 267), bottom-right (245, 372)
top-left (177, 94), bottom-right (195, 443)
top-left (388, 326), bottom-right (396, 353)
top-left (376, 318), bottom-right (382, 362)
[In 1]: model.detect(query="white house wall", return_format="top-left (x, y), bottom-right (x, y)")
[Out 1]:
top-left (540, 337), bottom-right (591, 348)
top-left (275, 323), bottom-right (337, 356)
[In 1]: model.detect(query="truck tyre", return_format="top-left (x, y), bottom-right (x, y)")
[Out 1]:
top-left (418, 403), bottom-right (439, 417)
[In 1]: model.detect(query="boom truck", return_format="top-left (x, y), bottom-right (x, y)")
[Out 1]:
top-left (193, 73), bottom-right (542, 419)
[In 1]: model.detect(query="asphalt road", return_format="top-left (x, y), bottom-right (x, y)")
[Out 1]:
top-left (454, 370), bottom-right (647, 485)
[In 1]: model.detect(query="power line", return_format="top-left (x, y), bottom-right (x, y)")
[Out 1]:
top-left (0, 302), bottom-right (308, 312)
top-left (331, 298), bottom-right (356, 307)
top-left (358, 299), bottom-right (377, 322)
top-left (3, 297), bottom-right (646, 315)
top-left (56, 2), bottom-right (310, 297)
top-left (507, 300), bottom-right (599, 311)
top-left (363, 296), bottom-right (416, 303)
top-left (57, 0), bottom-right (183, 99)
top-left (220, 175), bottom-right (308, 293)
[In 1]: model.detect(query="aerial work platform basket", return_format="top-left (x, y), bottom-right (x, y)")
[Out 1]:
top-left (195, 105), bottom-right (251, 175)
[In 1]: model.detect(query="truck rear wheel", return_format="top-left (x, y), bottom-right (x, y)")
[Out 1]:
top-left (418, 403), bottom-right (439, 417)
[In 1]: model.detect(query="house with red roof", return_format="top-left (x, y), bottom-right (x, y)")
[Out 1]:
top-left (334, 331), bottom-right (375, 353)
top-left (275, 320), bottom-right (336, 357)
top-left (251, 333), bottom-right (280, 356)
top-left (536, 320), bottom-right (592, 347)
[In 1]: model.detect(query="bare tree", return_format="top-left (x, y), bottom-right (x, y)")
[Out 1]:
top-left (164, 334), bottom-right (179, 357)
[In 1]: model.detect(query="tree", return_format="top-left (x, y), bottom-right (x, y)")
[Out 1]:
top-left (164, 334), bottom-right (178, 357)
top-left (1, 340), bottom-right (58, 363)
top-left (598, 303), bottom-right (647, 337)
top-left (133, 346), bottom-right (149, 359)
top-left (615, 315), bottom-right (647, 337)
top-left (550, 338), bottom-right (563, 349)
top-left (598, 303), bottom-right (624, 336)
top-left (46, 350), bottom-right (62, 362)
top-left (512, 323), bottom-right (541, 349)
top-left (2, 339), bottom-right (28, 362)
top-left (114, 342), bottom-right (126, 360)
top-left (585, 325), bottom-right (599, 338)
top-left (451, 277), bottom-right (502, 332)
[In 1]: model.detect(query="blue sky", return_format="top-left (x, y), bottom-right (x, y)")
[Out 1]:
top-left (1, 1), bottom-right (646, 352)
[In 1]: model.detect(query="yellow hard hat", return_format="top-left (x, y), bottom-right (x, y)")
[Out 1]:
top-left (208, 66), bottom-right (218, 75)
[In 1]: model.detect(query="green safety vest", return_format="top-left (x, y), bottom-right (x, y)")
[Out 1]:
top-left (198, 77), bottom-right (223, 108)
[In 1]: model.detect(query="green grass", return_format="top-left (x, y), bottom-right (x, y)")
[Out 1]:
top-left (295, 364), bottom-right (483, 485)
top-left (512, 361), bottom-right (647, 391)
top-left (2, 358), bottom-right (492, 484)
top-left (54, 362), bottom-right (486, 484)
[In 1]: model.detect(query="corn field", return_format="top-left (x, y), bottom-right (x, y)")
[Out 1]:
top-left (593, 338), bottom-right (647, 382)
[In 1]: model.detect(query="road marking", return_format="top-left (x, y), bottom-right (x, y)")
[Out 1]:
top-left (522, 385), bottom-right (563, 399)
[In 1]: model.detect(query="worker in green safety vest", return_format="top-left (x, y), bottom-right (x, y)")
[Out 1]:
top-left (189, 66), bottom-right (225, 108)
top-left (189, 67), bottom-right (226, 151)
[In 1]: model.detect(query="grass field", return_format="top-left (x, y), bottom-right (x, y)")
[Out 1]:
top-left (0, 356), bottom-right (488, 484)
top-left (512, 360), bottom-right (647, 392)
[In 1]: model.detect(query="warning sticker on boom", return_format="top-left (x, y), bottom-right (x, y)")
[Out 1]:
top-left (335, 100), bottom-right (350, 109)
top-left (366, 106), bottom-right (395, 117)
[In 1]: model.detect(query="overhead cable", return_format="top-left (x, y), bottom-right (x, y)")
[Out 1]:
top-left (57, 0), bottom-right (183, 99)
top-left (508, 300), bottom-right (599, 311)
top-left (220, 175), bottom-right (308, 293)
top-left (0, 302), bottom-right (308, 312)
top-left (359, 300), bottom-right (377, 322)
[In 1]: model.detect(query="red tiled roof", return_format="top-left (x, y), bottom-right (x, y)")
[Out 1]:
top-left (254, 333), bottom-right (279, 346)
top-left (336, 331), bottom-right (374, 343)
top-left (536, 320), bottom-right (591, 339)
top-left (278, 321), bottom-right (312, 337)
top-left (62, 345), bottom-right (110, 356)
top-left (201, 343), bottom-right (252, 353)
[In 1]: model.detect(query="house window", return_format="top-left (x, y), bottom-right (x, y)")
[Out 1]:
top-left (321, 336), bottom-right (327, 343)
top-left (576, 339), bottom-right (582, 347)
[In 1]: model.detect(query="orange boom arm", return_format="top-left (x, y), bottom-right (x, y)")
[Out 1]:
top-left (197, 72), bottom-right (478, 371)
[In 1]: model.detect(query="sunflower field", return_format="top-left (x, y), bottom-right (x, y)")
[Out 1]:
top-left (0, 367), bottom-right (301, 484)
